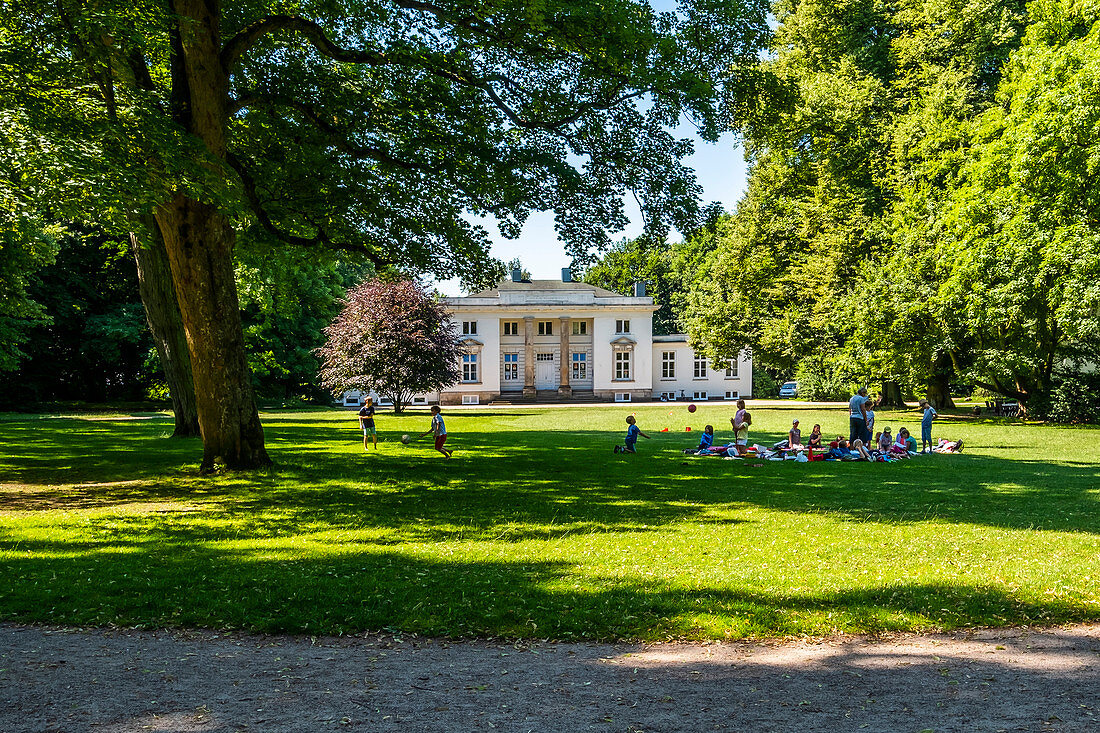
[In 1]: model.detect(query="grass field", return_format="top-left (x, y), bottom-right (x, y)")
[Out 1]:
top-left (1, 403), bottom-right (1098, 641)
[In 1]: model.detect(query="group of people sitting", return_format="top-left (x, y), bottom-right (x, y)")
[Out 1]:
top-left (683, 417), bottom-right (962, 462)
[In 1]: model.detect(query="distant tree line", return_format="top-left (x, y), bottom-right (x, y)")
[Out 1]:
top-left (0, 229), bottom-right (371, 410)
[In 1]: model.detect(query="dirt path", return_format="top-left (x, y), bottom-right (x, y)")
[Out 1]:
top-left (3, 623), bottom-right (1099, 732)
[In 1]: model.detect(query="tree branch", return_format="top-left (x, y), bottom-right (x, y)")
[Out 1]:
top-left (227, 152), bottom-right (391, 267)
top-left (221, 15), bottom-right (642, 134)
top-left (221, 15), bottom-right (388, 72)
top-left (231, 93), bottom-right (435, 172)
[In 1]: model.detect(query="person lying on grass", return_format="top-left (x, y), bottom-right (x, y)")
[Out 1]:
top-left (853, 439), bottom-right (874, 461)
top-left (932, 438), bottom-right (964, 454)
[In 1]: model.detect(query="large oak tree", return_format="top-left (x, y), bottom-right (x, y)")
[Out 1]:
top-left (2, 0), bottom-right (770, 470)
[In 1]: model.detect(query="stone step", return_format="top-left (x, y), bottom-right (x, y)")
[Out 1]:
top-left (490, 390), bottom-right (602, 405)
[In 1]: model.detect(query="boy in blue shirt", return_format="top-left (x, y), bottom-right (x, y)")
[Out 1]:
top-left (614, 415), bottom-right (650, 454)
top-left (919, 399), bottom-right (937, 453)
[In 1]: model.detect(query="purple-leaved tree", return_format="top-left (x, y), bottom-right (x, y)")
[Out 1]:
top-left (317, 279), bottom-right (462, 412)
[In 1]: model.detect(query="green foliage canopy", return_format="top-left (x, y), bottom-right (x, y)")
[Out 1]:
top-left (1, 0), bottom-right (773, 275)
top-left (680, 0), bottom-right (1100, 413)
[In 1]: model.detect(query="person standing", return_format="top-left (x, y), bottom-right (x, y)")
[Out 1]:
top-left (865, 397), bottom-right (877, 445)
top-left (731, 399), bottom-right (750, 455)
top-left (919, 399), bottom-right (938, 453)
top-left (358, 396), bottom-right (377, 451)
top-left (849, 387), bottom-right (870, 444)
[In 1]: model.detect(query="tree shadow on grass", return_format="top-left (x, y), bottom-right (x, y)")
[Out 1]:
top-left (0, 542), bottom-right (1094, 640)
top-left (3, 411), bottom-right (1099, 639)
top-left (0, 417), bottom-right (200, 485)
top-left (267, 420), bottom-right (1100, 535)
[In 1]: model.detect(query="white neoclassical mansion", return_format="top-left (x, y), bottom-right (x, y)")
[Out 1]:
top-left (406, 269), bottom-right (753, 406)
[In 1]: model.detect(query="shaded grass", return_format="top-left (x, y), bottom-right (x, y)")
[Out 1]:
top-left (1, 404), bottom-right (1098, 640)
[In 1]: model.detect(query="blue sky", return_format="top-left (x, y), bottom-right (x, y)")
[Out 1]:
top-left (436, 1), bottom-right (752, 294)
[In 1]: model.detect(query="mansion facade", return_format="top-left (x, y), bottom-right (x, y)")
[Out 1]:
top-left (414, 271), bottom-right (753, 405)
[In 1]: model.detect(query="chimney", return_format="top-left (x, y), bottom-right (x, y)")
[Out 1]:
top-left (561, 267), bottom-right (572, 283)
top-left (511, 268), bottom-right (522, 282)
top-left (633, 281), bottom-right (646, 297)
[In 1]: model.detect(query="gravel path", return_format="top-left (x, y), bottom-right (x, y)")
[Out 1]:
top-left (3, 623), bottom-right (1099, 732)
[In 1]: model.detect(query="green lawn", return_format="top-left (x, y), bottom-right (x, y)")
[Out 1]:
top-left (1, 404), bottom-right (1098, 640)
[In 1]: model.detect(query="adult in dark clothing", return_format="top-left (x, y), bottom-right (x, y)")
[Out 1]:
top-left (848, 387), bottom-right (870, 444)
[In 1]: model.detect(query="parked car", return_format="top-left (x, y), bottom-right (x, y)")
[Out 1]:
top-left (779, 381), bottom-right (798, 398)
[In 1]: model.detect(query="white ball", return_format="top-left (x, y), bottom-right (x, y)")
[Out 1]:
top-left (400, 434), bottom-right (410, 444)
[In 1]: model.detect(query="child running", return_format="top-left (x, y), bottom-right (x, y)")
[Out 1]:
top-left (418, 405), bottom-right (452, 458)
top-left (919, 399), bottom-right (938, 453)
top-left (358, 396), bottom-right (377, 451)
top-left (615, 415), bottom-right (650, 454)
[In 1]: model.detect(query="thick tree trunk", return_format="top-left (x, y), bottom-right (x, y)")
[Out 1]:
top-left (130, 229), bottom-right (200, 437)
top-left (878, 380), bottom-right (906, 408)
top-left (927, 371), bottom-right (956, 410)
top-left (157, 0), bottom-right (269, 471)
top-left (156, 197), bottom-right (270, 471)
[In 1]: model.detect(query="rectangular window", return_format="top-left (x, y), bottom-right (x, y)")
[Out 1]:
top-left (615, 319), bottom-right (630, 334)
top-left (502, 321), bottom-right (519, 336)
top-left (614, 351), bottom-right (631, 380)
top-left (462, 353), bottom-right (478, 382)
top-left (693, 391), bottom-right (709, 400)
top-left (462, 321), bottom-right (477, 335)
top-left (725, 391), bottom-right (739, 400)
top-left (693, 353), bottom-right (708, 379)
top-left (538, 321), bottom-right (553, 336)
top-left (536, 353), bottom-right (554, 361)
top-left (571, 321), bottom-right (588, 336)
top-left (503, 353), bottom-right (518, 381)
top-left (725, 360), bottom-right (738, 378)
top-left (571, 352), bottom-right (587, 381)
top-left (661, 351), bottom-right (676, 379)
